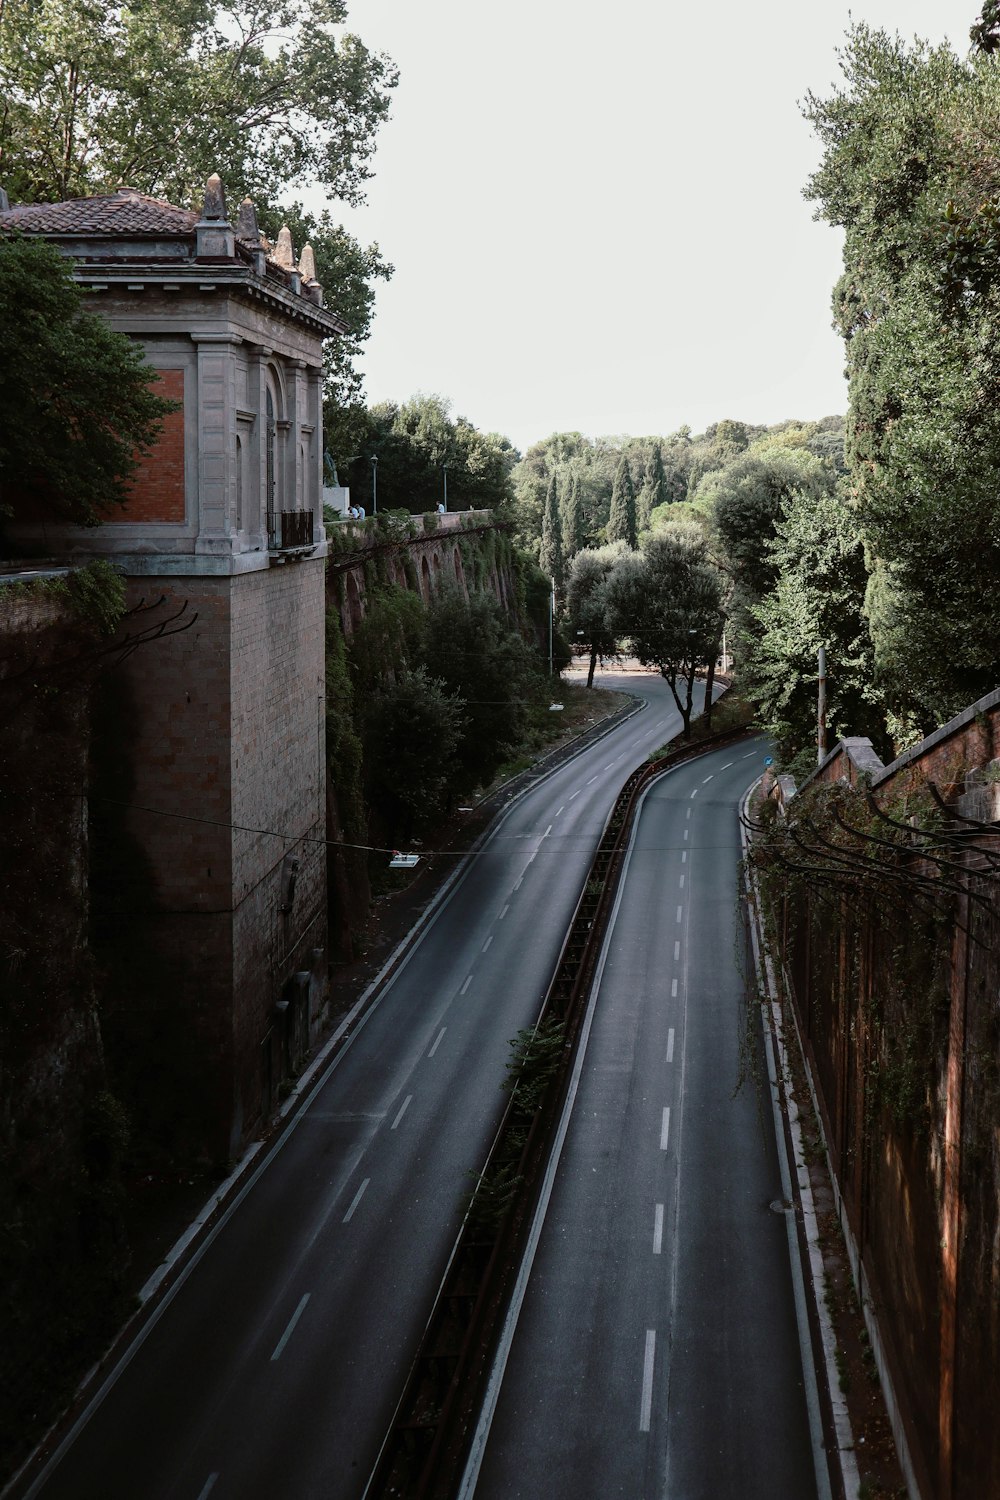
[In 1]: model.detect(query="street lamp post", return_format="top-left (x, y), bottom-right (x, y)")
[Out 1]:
top-left (370, 454), bottom-right (378, 515)
top-left (442, 462), bottom-right (448, 513)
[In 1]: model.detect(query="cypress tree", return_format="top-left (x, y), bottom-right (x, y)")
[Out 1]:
top-left (607, 455), bottom-right (637, 549)
top-left (641, 444), bottom-right (667, 527)
top-left (563, 470), bottom-right (586, 557)
top-left (539, 471), bottom-right (564, 588)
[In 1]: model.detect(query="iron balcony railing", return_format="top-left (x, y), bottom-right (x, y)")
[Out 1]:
top-left (266, 509), bottom-right (315, 551)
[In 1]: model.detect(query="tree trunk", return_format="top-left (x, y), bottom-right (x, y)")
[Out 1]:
top-left (704, 654), bottom-right (717, 732)
top-left (587, 643), bottom-right (597, 689)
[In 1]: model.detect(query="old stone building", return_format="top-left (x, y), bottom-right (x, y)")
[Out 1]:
top-left (1, 176), bottom-right (342, 1162)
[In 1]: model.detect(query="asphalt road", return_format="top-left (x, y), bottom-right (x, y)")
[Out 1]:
top-left (23, 667), bottom-right (711, 1500)
top-left (469, 739), bottom-right (819, 1500)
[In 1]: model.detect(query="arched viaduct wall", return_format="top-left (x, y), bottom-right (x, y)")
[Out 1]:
top-left (326, 510), bottom-right (516, 637)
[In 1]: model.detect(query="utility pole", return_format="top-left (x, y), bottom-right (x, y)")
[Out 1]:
top-left (817, 645), bottom-right (827, 765)
top-left (442, 462), bottom-right (448, 513)
top-left (548, 577), bottom-right (555, 675)
top-left (371, 454), bottom-right (378, 514)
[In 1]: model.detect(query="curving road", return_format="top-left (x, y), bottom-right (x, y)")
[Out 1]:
top-left (22, 667), bottom-right (713, 1500)
top-left (468, 739), bottom-right (820, 1500)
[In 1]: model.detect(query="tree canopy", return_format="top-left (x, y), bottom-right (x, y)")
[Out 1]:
top-left (804, 21), bottom-right (1000, 734)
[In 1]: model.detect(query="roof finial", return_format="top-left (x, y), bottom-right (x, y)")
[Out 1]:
top-left (202, 172), bottom-right (226, 222)
top-left (274, 225), bottom-right (295, 268)
top-left (235, 196), bottom-right (260, 245)
top-left (298, 243), bottom-right (317, 282)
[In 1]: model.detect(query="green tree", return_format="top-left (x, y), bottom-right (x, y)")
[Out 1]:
top-left (538, 472), bottom-right (564, 588)
top-left (804, 22), bottom-right (1000, 734)
top-left (638, 444), bottom-right (668, 529)
top-left (605, 525), bottom-right (724, 737)
top-left (361, 667), bottom-right (465, 841)
top-left (562, 470), bottom-right (587, 558)
top-left (0, 236), bottom-right (173, 526)
top-left (565, 542), bottom-right (628, 689)
top-left (607, 454), bottom-right (637, 548)
top-left (423, 589), bottom-right (544, 791)
top-left (745, 487), bottom-right (883, 760)
top-left (0, 0), bottom-right (397, 209)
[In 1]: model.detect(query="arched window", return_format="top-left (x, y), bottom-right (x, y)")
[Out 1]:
top-left (266, 386), bottom-right (276, 519)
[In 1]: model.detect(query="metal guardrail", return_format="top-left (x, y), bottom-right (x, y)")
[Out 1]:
top-left (363, 716), bottom-right (756, 1499)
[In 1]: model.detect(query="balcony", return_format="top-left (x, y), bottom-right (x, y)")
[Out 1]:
top-left (267, 509), bottom-right (315, 554)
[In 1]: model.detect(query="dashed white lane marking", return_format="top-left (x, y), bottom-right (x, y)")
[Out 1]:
top-left (500, 904), bottom-right (510, 919)
top-left (569, 789), bottom-right (581, 800)
top-left (391, 1095), bottom-right (412, 1130)
top-left (586, 776), bottom-right (598, 786)
top-left (742, 751), bottom-right (756, 759)
top-left (686, 807), bottom-right (692, 819)
top-left (482, 935), bottom-right (493, 952)
top-left (196, 1477), bottom-right (219, 1500)
top-left (683, 829), bottom-right (689, 841)
top-left (543, 824), bottom-right (552, 837)
top-left (681, 850), bottom-right (687, 863)
top-left (689, 788), bottom-right (698, 799)
top-left (640, 1330), bottom-right (656, 1432)
top-left (461, 975), bottom-right (473, 994)
top-left (513, 876), bottom-right (523, 890)
top-left (342, 1178), bottom-right (370, 1223)
top-left (676, 905), bottom-right (683, 923)
top-left (555, 806), bottom-right (564, 817)
top-left (720, 760), bottom-right (734, 770)
top-left (671, 977), bottom-right (678, 998)
top-left (702, 773), bottom-right (714, 783)
top-left (674, 940), bottom-right (680, 960)
top-left (271, 1294), bottom-right (310, 1362)
top-left (653, 1204), bottom-right (664, 1256)
top-left (428, 1028), bottom-right (446, 1057)
top-left (667, 1027), bottom-right (675, 1062)
top-left (660, 1108), bottom-right (671, 1151)
top-left (679, 874), bottom-right (685, 889)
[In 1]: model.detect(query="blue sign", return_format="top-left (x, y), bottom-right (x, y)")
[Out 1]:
top-left (764, 756), bottom-right (774, 767)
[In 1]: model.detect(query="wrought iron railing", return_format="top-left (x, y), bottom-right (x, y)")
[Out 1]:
top-left (266, 509), bottom-right (315, 551)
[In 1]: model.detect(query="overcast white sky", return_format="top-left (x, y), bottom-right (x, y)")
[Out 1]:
top-left (327, 0), bottom-right (980, 455)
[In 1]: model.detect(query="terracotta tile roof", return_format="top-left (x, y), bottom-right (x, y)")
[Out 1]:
top-left (0, 189), bottom-right (197, 237)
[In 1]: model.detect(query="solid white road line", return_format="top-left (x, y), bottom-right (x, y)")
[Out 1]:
top-left (461, 975), bottom-right (473, 994)
top-left (640, 1330), bottom-right (656, 1432)
top-left (660, 1107), bottom-right (671, 1151)
top-left (342, 1178), bottom-right (370, 1224)
top-left (196, 1476), bottom-right (219, 1500)
top-left (500, 904), bottom-right (509, 919)
top-left (482, 935), bottom-right (493, 952)
top-left (428, 1028), bottom-right (446, 1057)
top-left (391, 1095), bottom-right (412, 1130)
top-left (653, 1204), bottom-right (664, 1255)
top-left (513, 876), bottom-right (523, 890)
top-left (667, 1027), bottom-right (675, 1062)
top-left (270, 1294), bottom-right (310, 1362)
